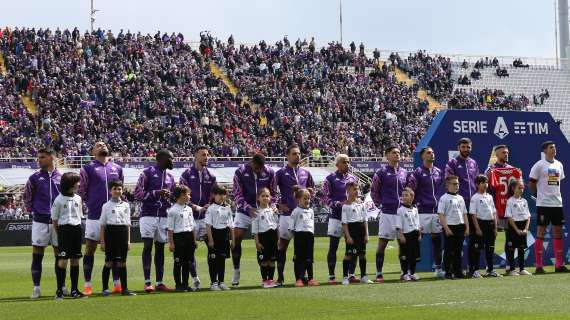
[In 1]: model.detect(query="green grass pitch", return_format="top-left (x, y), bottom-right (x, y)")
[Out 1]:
top-left (1, 235), bottom-right (569, 320)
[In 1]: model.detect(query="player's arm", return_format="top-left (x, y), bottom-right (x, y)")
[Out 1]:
top-left (528, 163), bottom-right (539, 197)
top-left (167, 210), bottom-right (175, 252)
top-left (50, 200), bottom-right (60, 235)
top-left (469, 198), bottom-right (482, 236)
top-left (438, 199), bottom-right (452, 236)
top-left (78, 167), bottom-right (89, 201)
top-left (370, 172), bottom-right (382, 208)
top-left (528, 179), bottom-right (538, 197)
top-left (23, 179), bottom-right (34, 214)
top-left (507, 217), bottom-right (520, 235)
top-left (206, 224), bottom-right (214, 249)
top-left (99, 205), bottom-right (107, 251)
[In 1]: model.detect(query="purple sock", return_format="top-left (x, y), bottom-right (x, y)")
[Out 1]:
top-left (142, 252), bottom-right (152, 283)
top-left (31, 253), bottom-right (43, 286)
top-left (190, 257), bottom-right (197, 278)
top-left (376, 252), bottom-right (385, 274)
top-left (83, 255), bottom-right (94, 282)
top-left (155, 244), bottom-right (165, 283)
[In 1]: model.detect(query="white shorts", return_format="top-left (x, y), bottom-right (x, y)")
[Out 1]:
top-left (195, 219), bottom-right (207, 241)
top-left (85, 219), bottom-right (101, 242)
top-left (420, 214), bottom-right (442, 234)
top-left (233, 212), bottom-right (253, 230)
top-left (378, 214), bottom-right (400, 240)
top-left (327, 218), bottom-right (343, 238)
top-left (139, 216), bottom-right (168, 243)
top-left (31, 221), bottom-right (58, 247)
top-left (278, 215), bottom-right (293, 240)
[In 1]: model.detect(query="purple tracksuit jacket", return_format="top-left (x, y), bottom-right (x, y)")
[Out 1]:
top-left (179, 164), bottom-right (217, 220)
top-left (407, 165), bottom-right (443, 214)
top-left (371, 165), bottom-right (408, 215)
top-left (79, 160), bottom-right (124, 220)
top-left (275, 165), bottom-right (315, 216)
top-left (23, 169), bottom-right (63, 223)
top-left (321, 171), bottom-right (358, 220)
top-left (134, 165), bottom-right (176, 217)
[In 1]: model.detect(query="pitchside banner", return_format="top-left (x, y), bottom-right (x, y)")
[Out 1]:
top-left (413, 110), bottom-right (570, 271)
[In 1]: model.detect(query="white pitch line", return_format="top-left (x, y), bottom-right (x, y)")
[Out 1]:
top-left (384, 296), bottom-right (533, 309)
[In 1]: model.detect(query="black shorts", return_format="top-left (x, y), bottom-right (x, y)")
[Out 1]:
top-left (345, 222), bottom-right (366, 255)
top-left (469, 219), bottom-right (496, 247)
top-left (257, 229), bottom-right (278, 262)
top-left (209, 228), bottom-right (231, 259)
top-left (173, 231), bottom-right (196, 261)
top-left (536, 207), bottom-right (565, 226)
top-left (104, 225), bottom-right (129, 262)
top-left (506, 221), bottom-right (528, 249)
top-left (293, 231), bottom-right (314, 263)
top-left (57, 224), bottom-right (83, 259)
top-left (401, 230), bottom-right (421, 261)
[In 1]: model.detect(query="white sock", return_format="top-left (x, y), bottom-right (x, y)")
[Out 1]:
top-left (84, 281), bottom-right (92, 288)
top-left (34, 285), bottom-right (40, 290)
top-left (113, 279), bottom-right (120, 286)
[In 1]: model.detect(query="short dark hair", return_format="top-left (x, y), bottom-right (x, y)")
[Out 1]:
top-left (108, 180), bottom-right (123, 190)
top-left (194, 146), bottom-right (209, 154)
top-left (385, 146), bottom-right (399, 155)
top-left (541, 141), bottom-right (555, 151)
top-left (38, 148), bottom-right (56, 156)
top-left (419, 146), bottom-right (432, 156)
top-left (252, 153), bottom-right (266, 166)
top-left (445, 175), bottom-right (459, 183)
top-left (457, 137), bottom-right (472, 146)
top-left (493, 144), bottom-right (508, 152)
top-left (475, 174), bottom-right (488, 185)
top-left (172, 185), bottom-right (190, 201)
top-left (286, 144), bottom-right (300, 155)
top-left (211, 185), bottom-right (228, 195)
top-left (156, 149), bottom-right (173, 160)
top-left (60, 172), bottom-right (80, 196)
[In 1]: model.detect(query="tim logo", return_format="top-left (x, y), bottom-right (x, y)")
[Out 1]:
top-left (493, 117), bottom-right (509, 139)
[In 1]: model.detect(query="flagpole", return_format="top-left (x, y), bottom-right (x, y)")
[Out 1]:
top-left (339, 0), bottom-right (343, 45)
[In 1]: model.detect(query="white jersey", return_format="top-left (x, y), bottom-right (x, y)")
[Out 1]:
top-left (341, 202), bottom-right (367, 224)
top-left (251, 207), bottom-right (278, 234)
top-left (289, 207), bottom-right (314, 233)
top-left (505, 197), bottom-right (531, 221)
top-left (205, 203), bottom-right (234, 229)
top-left (469, 192), bottom-right (496, 221)
top-left (529, 159), bottom-right (565, 207)
top-left (438, 193), bottom-right (467, 225)
top-left (100, 199), bottom-right (131, 226)
top-left (51, 194), bottom-right (83, 226)
top-left (167, 203), bottom-right (195, 233)
top-left (397, 205), bottom-right (420, 234)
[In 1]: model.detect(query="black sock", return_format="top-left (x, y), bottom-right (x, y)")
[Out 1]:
top-left (306, 261), bottom-right (313, 280)
top-left (102, 265), bottom-right (111, 291)
top-left (260, 265), bottom-right (266, 281)
top-left (506, 248), bottom-right (515, 271)
top-left (342, 258), bottom-right (350, 278)
top-left (182, 259), bottom-right (190, 287)
top-left (349, 255), bottom-right (357, 276)
top-left (432, 235), bottom-right (442, 269)
top-left (485, 245), bottom-right (495, 272)
top-left (119, 266), bottom-right (128, 291)
top-left (70, 265), bottom-right (79, 292)
top-left (56, 264), bottom-right (65, 292)
top-left (231, 243), bottom-right (242, 270)
top-left (409, 258), bottom-right (417, 275)
top-left (277, 249), bottom-right (286, 282)
top-left (294, 261), bottom-right (304, 281)
top-left (517, 248), bottom-right (525, 270)
top-left (216, 257), bottom-right (225, 283)
top-left (269, 265), bottom-right (275, 280)
top-left (399, 253), bottom-right (408, 274)
top-left (208, 255), bottom-right (217, 284)
top-left (359, 256), bottom-right (367, 277)
top-left (173, 260), bottom-right (182, 287)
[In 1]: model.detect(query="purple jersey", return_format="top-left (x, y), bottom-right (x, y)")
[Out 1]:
top-left (179, 164), bottom-right (217, 219)
top-left (23, 169), bottom-right (63, 223)
top-left (134, 165), bottom-right (176, 217)
top-left (407, 165), bottom-right (443, 214)
top-left (233, 164), bottom-right (277, 215)
top-left (79, 160), bottom-right (124, 220)
top-left (445, 156), bottom-right (479, 209)
top-left (275, 165), bottom-right (315, 216)
top-left (321, 171), bottom-right (358, 220)
top-left (371, 165), bottom-right (408, 215)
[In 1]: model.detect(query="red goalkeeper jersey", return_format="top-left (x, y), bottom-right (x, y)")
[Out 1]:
top-left (489, 167), bottom-right (522, 218)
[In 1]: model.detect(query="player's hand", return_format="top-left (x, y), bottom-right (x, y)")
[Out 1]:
top-left (464, 228), bottom-right (470, 237)
top-left (399, 234), bottom-right (406, 244)
top-left (522, 229), bottom-right (528, 235)
top-left (169, 243), bottom-right (175, 252)
top-left (208, 240), bottom-right (214, 249)
top-left (475, 229), bottom-right (483, 237)
top-left (278, 204), bottom-right (290, 213)
top-left (445, 228), bottom-right (453, 236)
top-left (517, 229), bottom-right (523, 236)
top-left (364, 235), bottom-right (369, 244)
top-left (248, 208), bottom-right (257, 217)
top-left (127, 242), bottom-right (131, 251)
top-left (159, 189), bottom-right (171, 199)
top-left (255, 241), bottom-right (264, 251)
top-left (494, 229), bottom-right (498, 237)
top-left (346, 237), bottom-right (354, 245)
top-left (100, 242), bottom-right (105, 252)
top-left (418, 233), bottom-right (422, 241)
top-left (194, 241), bottom-right (199, 249)
top-left (230, 240), bottom-right (235, 250)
